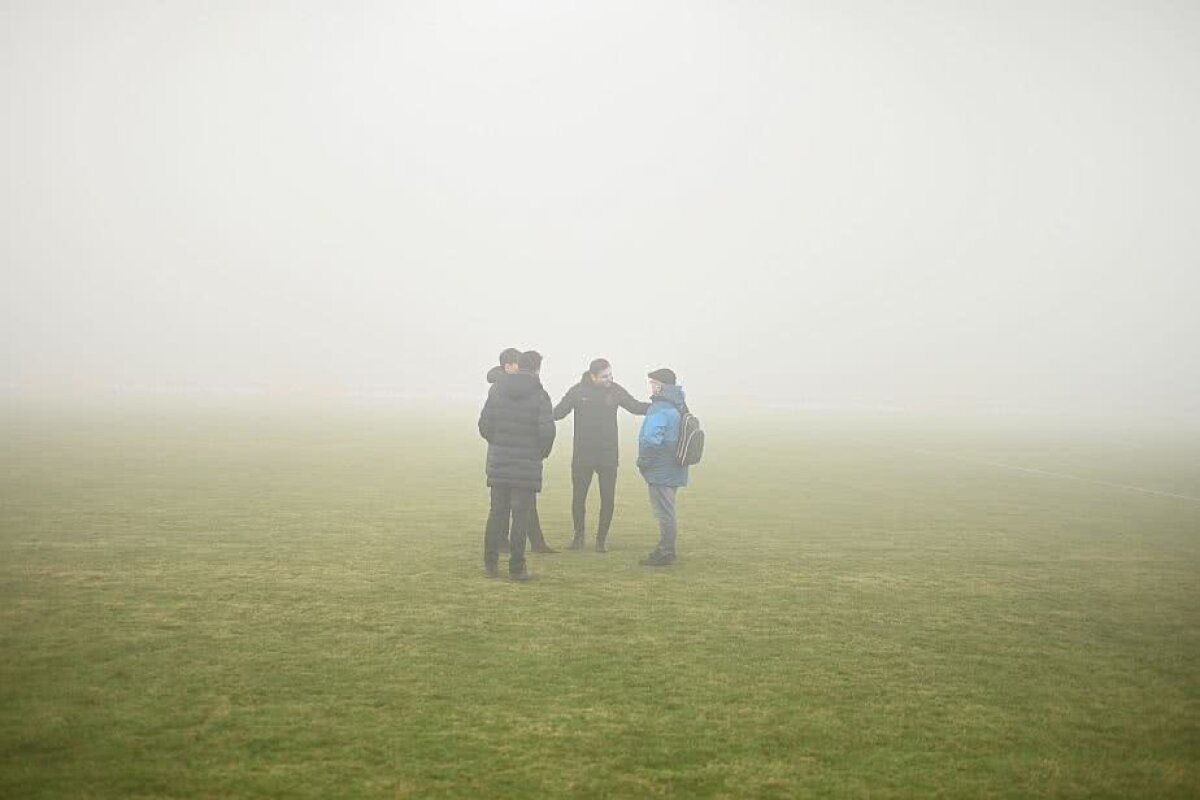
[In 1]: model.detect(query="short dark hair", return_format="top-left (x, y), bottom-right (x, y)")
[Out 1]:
top-left (518, 350), bottom-right (542, 373)
top-left (589, 358), bottom-right (611, 375)
top-left (499, 348), bottom-right (522, 366)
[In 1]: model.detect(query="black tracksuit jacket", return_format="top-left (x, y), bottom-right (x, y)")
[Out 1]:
top-left (553, 372), bottom-right (650, 468)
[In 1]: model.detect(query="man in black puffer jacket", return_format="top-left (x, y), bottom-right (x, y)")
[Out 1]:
top-left (554, 358), bottom-right (650, 551)
top-left (486, 349), bottom-right (556, 554)
top-left (478, 350), bottom-right (555, 580)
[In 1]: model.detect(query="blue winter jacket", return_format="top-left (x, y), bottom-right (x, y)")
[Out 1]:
top-left (637, 384), bottom-right (689, 488)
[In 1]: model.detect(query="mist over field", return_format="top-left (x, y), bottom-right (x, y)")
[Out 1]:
top-left (3, 4), bottom-right (1200, 797)
top-left (2, 1), bottom-right (1198, 416)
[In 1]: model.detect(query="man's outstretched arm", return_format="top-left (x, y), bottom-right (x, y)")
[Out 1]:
top-left (553, 386), bottom-right (577, 421)
top-left (614, 384), bottom-right (651, 415)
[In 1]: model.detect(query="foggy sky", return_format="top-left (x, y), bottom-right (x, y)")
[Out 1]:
top-left (3, 1), bottom-right (1198, 414)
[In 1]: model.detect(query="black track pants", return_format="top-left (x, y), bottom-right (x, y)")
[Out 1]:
top-left (571, 465), bottom-right (618, 538)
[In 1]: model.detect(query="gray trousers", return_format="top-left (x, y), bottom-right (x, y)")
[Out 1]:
top-left (647, 485), bottom-right (678, 554)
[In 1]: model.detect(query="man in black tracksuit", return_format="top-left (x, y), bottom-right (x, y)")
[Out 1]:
top-left (486, 349), bottom-right (556, 554)
top-left (553, 358), bottom-right (650, 552)
top-left (479, 351), bottom-right (555, 580)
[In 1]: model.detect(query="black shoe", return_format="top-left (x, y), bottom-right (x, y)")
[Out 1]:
top-left (532, 544), bottom-right (559, 554)
top-left (509, 568), bottom-right (536, 582)
top-left (567, 535), bottom-right (585, 551)
top-left (595, 538), bottom-right (608, 553)
top-left (484, 564), bottom-right (500, 579)
top-left (639, 551), bottom-right (676, 567)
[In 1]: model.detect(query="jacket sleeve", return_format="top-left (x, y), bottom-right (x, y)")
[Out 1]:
top-left (614, 384), bottom-right (651, 415)
top-left (478, 387), bottom-right (497, 441)
top-left (636, 408), bottom-right (668, 472)
top-left (538, 392), bottom-right (556, 458)
top-left (639, 407), bottom-right (669, 449)
top-left (553, 386), bottom-right (576, 420)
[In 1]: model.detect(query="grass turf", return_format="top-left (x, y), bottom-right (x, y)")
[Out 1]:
top-left (1, 402), bottom-right (1197, 798)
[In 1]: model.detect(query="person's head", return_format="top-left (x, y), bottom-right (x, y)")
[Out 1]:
top-left (647, 368), bottom-right (676, 396)
top-left (588, 358), bottom-right (612, 387)
top-left (499, 347), bottom-right (522, 375)
top-left (518, 350), bottom-right (543, 374)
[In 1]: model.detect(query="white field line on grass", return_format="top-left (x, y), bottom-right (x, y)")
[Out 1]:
top-left (853, 439), bottom-right (1200, 505)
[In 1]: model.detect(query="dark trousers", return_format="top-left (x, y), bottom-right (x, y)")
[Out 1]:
top-left (499, 499), bottom-right (546, 550)
top-left (572, 464), bottom-right (618, 540)
top-left (485, 485), bottom-right (535, 573)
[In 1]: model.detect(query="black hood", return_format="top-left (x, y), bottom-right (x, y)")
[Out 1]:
top-left (499, 371), bottom-right (542, 399)
top-left (486, 365), bottom-right (506, 384)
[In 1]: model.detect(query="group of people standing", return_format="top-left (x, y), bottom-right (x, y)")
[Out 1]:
top-left (478, 348), bottom-right (691, 581)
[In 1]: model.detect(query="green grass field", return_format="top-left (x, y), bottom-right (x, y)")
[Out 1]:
top-left (2, 401), bottom-right (1198, 798)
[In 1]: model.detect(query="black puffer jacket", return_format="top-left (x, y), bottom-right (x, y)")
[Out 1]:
top-left (479, 372), bottom-right (556, 490)
top-left (554, 372), bottom-right (650, 467)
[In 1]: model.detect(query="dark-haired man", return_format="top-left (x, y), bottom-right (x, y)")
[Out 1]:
top-left (554, 358), bottom-right (650, 552)
top-left (479, 350), bottom-right (555, 581)
top-left (486, 347), bottom-right (523, 385)
top-left (485, 348), bottom-right (556, 554)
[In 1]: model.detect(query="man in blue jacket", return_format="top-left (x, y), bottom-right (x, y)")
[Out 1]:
top-left (637, 368), bottom-right (689, 566)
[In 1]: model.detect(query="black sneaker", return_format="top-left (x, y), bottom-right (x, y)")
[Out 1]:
top-left (595, 539), bottom-right (608, 553)
top-left (639, 551), bottom-right (676, 567)
top-left (509, 568), bottom-right (536, 582)
top-left (532, 544), bottom-right (559, 554)
top-left (484, 564), bottom-right (500, 579)
top-left (567, 535), bottom-right (585, 551)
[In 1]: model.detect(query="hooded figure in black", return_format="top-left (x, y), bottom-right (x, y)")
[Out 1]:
top-left (478, 351), bottom-right (555, 579)
top-left (485, 351), bottom-right (555, 554)
top-left (553, 358), bottom-right (650, 551)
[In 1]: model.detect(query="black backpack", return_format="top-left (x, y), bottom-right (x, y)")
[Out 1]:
top-left (675, 410), bottom-right (705, 466)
